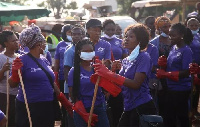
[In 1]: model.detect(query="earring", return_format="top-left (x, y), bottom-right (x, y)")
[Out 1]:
top-left (181, 37), bottom-right (183, 40)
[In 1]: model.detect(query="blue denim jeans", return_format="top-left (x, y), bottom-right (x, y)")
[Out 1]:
top-left (73, 103), bottom-right (110, 127)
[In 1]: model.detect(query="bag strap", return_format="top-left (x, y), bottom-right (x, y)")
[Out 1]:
top-left (27, 53), bottom-right (54, 89)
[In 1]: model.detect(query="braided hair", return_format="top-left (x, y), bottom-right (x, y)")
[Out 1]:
top-left (72, 39), bottom-right (94, 102)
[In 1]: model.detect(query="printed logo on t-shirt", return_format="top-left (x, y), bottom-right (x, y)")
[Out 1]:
top-left (31, 68), bottom-right (42, 72)
top-left (176, 52), bottom-right (182, 59)
top-left (115, 41), bottom-right (120, 46)
top-left (97, 47), bottom-right (105, 53)
top-left (80, 74), bottom-right (90, 79)
top-left (59, 47), bottom-right (66, 51)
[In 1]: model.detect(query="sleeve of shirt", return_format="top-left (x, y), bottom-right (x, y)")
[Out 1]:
top-left (104, 42), bottom-right (111, 60)
top-left (150, 46), bottom-right (159, 66)
top-left (64, 49), bottom-right (73, 67)
top-left (68, 67), bottom-right (74, 87)
top-left (136, 53), bottom-right (151, 76)
top-left (182, 48), bottom-right (193, 70)
top-left (0, 110), bottom-right (5, 121)
top-left (54, 43), bottom-right (60, 60)
top-left (0, 55), bottom-right (6, 76)
top-left (46, 51), bottom-right (52, 66)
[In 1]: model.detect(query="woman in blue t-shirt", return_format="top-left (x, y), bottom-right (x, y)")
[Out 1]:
top-left (68, 39), bottom-right (109, 127)
top-left (156, 23), bottom-right (193, 127)
top-left (94, 23), bottom-right (156, 126)
top-left (8, 24), bottom-right (61, 127)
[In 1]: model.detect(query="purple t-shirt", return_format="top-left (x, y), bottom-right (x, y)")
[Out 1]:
top-left (0, 110), bottom-right (5, 121)
top-left (68, 66), bottom-right (105, 108)
top-left (190, 33), bottom-right (200, 64)
top-left (16, 54), bottom-right (54, 103)
top-left (54, 41), bottom-right (71, 80)
top-left (94, 39), bottom-right (111, 60)
top-left (146, 43), bottom-right (159, 78)
top-left (167, 45), bottom-right (192, 91)
top-left (119, 52), bottom-right (152, 111)
top-left (18, 46), bottom-right (52, 66)
top-left (101, 37), bottom-right (128, 60)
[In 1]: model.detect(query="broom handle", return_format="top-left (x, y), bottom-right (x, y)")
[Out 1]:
top-left (18, 69), bottom-right (32, 127)
top-left (6, 58), bottom-right (9, 127)
top-left (88, 76), bottom-right (100, 127)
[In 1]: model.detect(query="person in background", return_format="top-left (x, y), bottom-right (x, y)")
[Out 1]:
top-left (145, 16), bottom-right (156, 40)
top-left (46, 24), bottom-right (63, 57)
top-left (0, 110), bottom-right (7, 127)
top-left (101, 19), bottom-right (127, 127)
top-left (146, 43), bottom-right (159, 102)
top-left (115, 24), bottom-right (123, 39)
top-left (150, 16), bottom-right (171, 56)
top-left (54, 24), bottom-right (72, 127)
top-left (8, 24), bottom-right (60, 127)
top-left (187, 18), bottom-right (200, 120)
top-left (94, 23), bottom-right (156, 126)
top-left (101, 19), bottom-right (128, 61)
top-left (86, 19), bottom-right (111, 67)
top-left (150, 16), bottom-right (172, 117)
top-left (64, 26), bottom-right (85, 127)
top-left (0, 30), bottom-right (19, 127)
top-left (68, 39), bottom-right (109, 127)
top-left (64, 26), bottom-right (85, 98)
top-left (156, 23), bottom-right (193, 127)
top-left (54, 24), bottom-right (72, 92)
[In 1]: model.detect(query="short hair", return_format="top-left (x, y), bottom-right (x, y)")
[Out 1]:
top-left (102, 19), bottom-right (115, 30)
top-left (144, 16), bottom-right (155, 25)
top-left (124, 23), bottom-right (150, 50)
top-left (187, 18), bottom-right (199, 26)
top-left (0, 30), bottom-right (14, 48)
top-left (71, 25), bottom-right (85, 35)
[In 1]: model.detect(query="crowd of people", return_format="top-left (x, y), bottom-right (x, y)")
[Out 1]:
top-left (0, 2), bottom-right (200, 127)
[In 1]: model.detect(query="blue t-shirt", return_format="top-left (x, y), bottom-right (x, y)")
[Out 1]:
top-left (16, 54), bottom-right (54, 103)
top-left (119, 52), bottom-right (152, 111)
top-left (101, 36), bottom-right (128, 60)
top-left (18, 46), bottom-right (52, 66)
top-left (54, 41), bottom-right (71, 80)
top-left (64, 44), bottom-right (75, 67)
top-left (146, 43), bottom-right (159, 79)
top-left (94, 39), bottom-right (111, 60)
top-left (68, 66), bottom-right (105, 108)
top-left (0, 110), bottom-right (5, 121)
top-left (189, 33), bottom-right (200, 64)
top-left (166, 45), bottom-right (192, 91)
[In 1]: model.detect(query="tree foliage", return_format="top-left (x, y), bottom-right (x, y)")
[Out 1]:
top-left (37, 0), bottom-right (78, 19)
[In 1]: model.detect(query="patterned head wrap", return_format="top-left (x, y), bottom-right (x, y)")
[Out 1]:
top-left (155, 16), bottom-right (171, 30)
top-left (19, 23), bottom-right (45, 48)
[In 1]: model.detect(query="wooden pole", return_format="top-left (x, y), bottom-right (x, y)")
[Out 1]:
top-left (88, 76), bottom-right (100, 127)
top-left (6, 58), bottom-right (9, 127)
top-left (18, 70), bottom-right (32, 127)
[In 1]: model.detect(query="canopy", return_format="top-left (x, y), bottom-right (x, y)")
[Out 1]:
top-left (132, 0), bottom-right (199, 22)
top-left (0, 2), bottom-right (50, 24)
top-left (132, 0), bottom-right (180, 8)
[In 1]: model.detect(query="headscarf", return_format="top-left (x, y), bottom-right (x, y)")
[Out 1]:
top-left (155, 16), bottom-right (171, 30)
top-left (19, 23), bottom-right (45, 48)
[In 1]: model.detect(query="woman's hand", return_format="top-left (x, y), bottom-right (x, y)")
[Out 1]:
top-left (111, 60), bottom-right (121, 72)
top-left (1, 62), bottom-right (11, 72)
